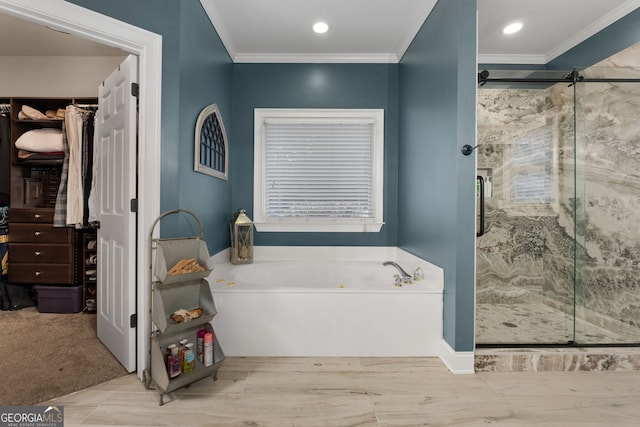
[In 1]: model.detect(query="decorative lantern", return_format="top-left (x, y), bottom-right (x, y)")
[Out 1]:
top-left (230, 209), bottom-right (253, 264)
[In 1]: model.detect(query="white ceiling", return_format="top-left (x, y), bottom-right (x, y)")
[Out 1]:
top-left (0, 12), bottom-right (123, 56)
top-left (201, 0), bottom-right (438, 63)
top-left (477, 0), bottom-right (640, 64)
top-left (1, 0), bottom-right (640, 64)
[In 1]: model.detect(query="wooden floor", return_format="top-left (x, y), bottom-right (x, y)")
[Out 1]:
top-left (45, 357), bottom-right (640, 426)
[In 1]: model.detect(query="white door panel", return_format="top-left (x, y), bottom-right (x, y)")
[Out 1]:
top-left (96, 55), bottom-right (138, 372)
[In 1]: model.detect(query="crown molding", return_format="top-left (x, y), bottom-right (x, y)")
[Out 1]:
top-left (199, 0), bottom-right (422, 64)
top-left (477, 53), bottom-right (546, 65)
top-left (544, 0), bottom-right (640, 63)
top-left (200, 0), bottom-right (236, 61)
top-left (395, 0), bottom-right (438, 61)
top-left (233, 53), bottom-right (399, 64)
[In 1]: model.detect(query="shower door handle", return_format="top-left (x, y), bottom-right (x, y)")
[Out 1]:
top-left (477, 175), bottom-right (485, 237)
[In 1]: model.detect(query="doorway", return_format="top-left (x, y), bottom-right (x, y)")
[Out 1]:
top-left (0, 0), bottom-right (161, 378)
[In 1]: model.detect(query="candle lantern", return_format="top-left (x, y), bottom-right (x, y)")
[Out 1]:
top-left (230, 209), bottom-right (253, 264)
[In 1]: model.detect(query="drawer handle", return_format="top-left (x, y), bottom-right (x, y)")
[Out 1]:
top-left (34, 251), bottom-right (41, 256)
top-left (34, 214), bottom-right (42, 220)
top-left (35, 271), bottom-right (41, 277)
top-left (34, 231), bottom-right (42, 237)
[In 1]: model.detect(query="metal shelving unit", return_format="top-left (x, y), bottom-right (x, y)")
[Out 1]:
top-left (144, 209), bottom-right (224, 405)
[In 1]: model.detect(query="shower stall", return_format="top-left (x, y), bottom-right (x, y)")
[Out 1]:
top-left (475, 58), bottom-right (640, 346)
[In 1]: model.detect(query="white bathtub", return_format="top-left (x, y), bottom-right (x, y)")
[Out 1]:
top-left (208, 246), bottom-right (444, 357)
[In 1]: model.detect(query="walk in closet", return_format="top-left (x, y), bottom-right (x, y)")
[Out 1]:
top-left (4, 97), bottom-right (100, 312)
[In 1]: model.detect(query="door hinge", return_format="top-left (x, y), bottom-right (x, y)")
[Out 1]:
top-left (131, 82), bottom-right (140, 98)
top-left (130, 313), bottom-right (137, 328)
top-left (130, 198), bottom-right (138, 213)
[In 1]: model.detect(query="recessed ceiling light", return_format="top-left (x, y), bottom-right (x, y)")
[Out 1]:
top-left (313, 22), bottom-right (329, 34)
top-left (503, 22), bottom-right (523, 35)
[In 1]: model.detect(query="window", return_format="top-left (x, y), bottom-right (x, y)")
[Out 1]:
top-left (254, 108), bottom-right (384, 232)
top-left (194, 104), bottom-right (228, 180)
top-left (505, 124), bottom-right (557, 216)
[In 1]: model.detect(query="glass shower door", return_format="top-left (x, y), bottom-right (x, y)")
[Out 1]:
top-left (476, 72), bottom-right (576, 345)
top-left (574, 66), bottom-right (640, 345)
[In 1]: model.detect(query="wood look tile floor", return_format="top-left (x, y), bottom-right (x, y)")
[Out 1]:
top-left (44, 357), bottom-right (640, 426)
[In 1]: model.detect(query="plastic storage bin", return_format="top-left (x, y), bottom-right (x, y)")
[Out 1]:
top-left (34, 285), bottom-right (83, 313)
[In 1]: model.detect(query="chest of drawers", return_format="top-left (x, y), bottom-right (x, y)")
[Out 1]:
top-left (9, 208), bottom-right (77, 285)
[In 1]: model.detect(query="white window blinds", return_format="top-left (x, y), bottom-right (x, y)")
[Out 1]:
top-left (511, 125), bottom-right (553, 204)
top-left (254, 109), bottom-right (384, 232)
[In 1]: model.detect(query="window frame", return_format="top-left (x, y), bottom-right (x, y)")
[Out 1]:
top-left (253, 108), bottom-right (385, 233)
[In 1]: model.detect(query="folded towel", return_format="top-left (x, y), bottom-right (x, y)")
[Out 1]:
top-left (18, 150), bottom-right (64, 160)
top-left (21, 105), bottom-right (47, 120)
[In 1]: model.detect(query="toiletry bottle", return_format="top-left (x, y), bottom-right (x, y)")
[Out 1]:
top-left (167, 344), bottom-right (181, 378)
top-left (197, 329), bottom-right (206, 363)
top-left (164, 345), bottom-right (171, 368)
top-left (178, 338), bottom-right (188, 365)
top-left (203, 332), bottom-right (214, 367)
top-left (165, 344), bottom-right (174, 375)
top-left (183, 343), bottom-right (196, 374)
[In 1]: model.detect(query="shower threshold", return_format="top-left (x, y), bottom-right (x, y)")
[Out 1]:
top-left (475, 346), bottom-right (640, 372)
top-left (475, 303), bottom-right (640, 372)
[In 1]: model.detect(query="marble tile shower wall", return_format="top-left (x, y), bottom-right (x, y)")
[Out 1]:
top-left (477, 42), bottom-right (640, 343)
top-left (477, 86), bottom-right (575, 315)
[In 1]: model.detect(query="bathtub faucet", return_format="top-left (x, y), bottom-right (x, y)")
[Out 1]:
top-left (383, 261), bottom-right (413, 283)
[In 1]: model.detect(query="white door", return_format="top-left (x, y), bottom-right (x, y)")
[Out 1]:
top-left (96, 55), bottom-right (138, 372)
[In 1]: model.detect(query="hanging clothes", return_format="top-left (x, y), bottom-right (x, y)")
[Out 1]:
top-left (65, 105), bottom-right (84, 228)
top-left (53, 120), bottom-right (70, 228)
top-left (53, 105), bottom-right (96, 229)
top-left (81, 111), bottom-right (95, 226)
top-left (0, 107), bottom-right (10, 201)
top-left (87, 109), bottom-right (99, 224)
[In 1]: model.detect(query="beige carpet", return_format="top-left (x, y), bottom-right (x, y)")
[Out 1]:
top-left (0, 307), bottom-right (128, 405)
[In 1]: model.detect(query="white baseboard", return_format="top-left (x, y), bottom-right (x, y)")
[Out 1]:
top-left (439, 339), bottom-right (475, 374)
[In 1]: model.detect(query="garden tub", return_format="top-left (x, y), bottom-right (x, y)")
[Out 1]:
top-left (208, 246), bottom-right (443, 357)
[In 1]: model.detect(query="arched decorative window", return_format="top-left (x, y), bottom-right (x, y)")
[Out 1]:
top-left (194, 104), bottom-right (228, 180)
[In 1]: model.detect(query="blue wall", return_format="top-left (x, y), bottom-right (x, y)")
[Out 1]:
top-left (399, 0), bottom-right (477, 352)
top-left (176, 2), bottom-right (233, 253)
top-left (231, 63), bottom-right (399, 246)
top-left (68, 0), bottom-right (233, 252)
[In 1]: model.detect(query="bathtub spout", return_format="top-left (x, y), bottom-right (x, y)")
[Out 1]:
top-left (383, 261), bottom-right (412, 283)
